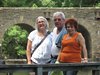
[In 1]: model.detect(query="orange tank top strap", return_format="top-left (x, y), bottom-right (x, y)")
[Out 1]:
top-left (73, 32), bottom-right (80, 40)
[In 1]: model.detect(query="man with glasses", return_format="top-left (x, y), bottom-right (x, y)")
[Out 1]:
top-left (51, 11), bottom-right (67, 63)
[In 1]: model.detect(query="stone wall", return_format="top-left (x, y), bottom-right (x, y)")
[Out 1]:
top-left (0, 7), bottom-right (100, 60)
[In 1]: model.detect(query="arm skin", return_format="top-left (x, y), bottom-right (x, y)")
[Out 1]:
top-left (78, 33), bottom-right (88, 63)
top-left (26, 40), bottom-right (32, 64)
top-left (57, 50), bottom-right (61, 62)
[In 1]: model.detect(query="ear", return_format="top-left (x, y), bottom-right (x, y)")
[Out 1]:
top-left (63, 19), bottom-right (66, 24)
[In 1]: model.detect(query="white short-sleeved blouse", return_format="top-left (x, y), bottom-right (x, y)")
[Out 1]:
top-left (28, 30), bottom-right (52, 64)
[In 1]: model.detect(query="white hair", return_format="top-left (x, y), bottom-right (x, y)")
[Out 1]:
top-left (53, 11), bottom-right (65, 20)
top-left (35, 16), bottom-right (49, 30)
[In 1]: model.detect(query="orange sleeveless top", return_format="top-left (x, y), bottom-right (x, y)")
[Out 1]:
top-left (59, 32), bottom-right (81, 63)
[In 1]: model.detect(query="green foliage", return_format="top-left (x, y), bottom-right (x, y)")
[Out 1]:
top-left (41, 0), bottom-right (55, 7)
top-left (0, 0), bottom-right (100, 7)
top-left (0, 0), bottom-right (3, 6)
top-left (95, 2), bottom-right (100, 7)
top-left (2, 25), bottom-right (28, 59)
top-left (2, 0), bottom-right (33, 7)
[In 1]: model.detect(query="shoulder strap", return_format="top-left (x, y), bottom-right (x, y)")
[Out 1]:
top-left (31, 31), bottom-right (51, 55)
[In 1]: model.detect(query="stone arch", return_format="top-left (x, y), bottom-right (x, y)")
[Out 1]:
top-left (78, 24), bottom-right (92, 58)
top-left (16, 23), bottom-right (35, 33)
top-left (1, 23), bottom-right (35, 44)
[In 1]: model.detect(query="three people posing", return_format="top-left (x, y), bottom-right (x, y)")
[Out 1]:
top-left (26, 12), bottom-right (88, 75)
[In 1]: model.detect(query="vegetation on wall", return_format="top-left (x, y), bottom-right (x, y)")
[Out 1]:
top-left (0, 0), bottom-right (100, 7)
top-left (96, 2), bottom-right (100, 7)
top-left (2, 25), bottom-right (28, 59)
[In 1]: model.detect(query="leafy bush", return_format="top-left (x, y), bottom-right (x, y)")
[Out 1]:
top-left (2, 25), bottom-right (28, 59)
top-left (95, 3), bottom-right (100, 7)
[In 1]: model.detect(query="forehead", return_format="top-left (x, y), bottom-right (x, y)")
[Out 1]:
top-left (54, 15), bottom-right (62, 19)
top-left (66, 24), bottom-right (74, 27)
top-left (37, 18), bottom-right (44, 22)
top-left (38, 18), bottom-right (44, 20)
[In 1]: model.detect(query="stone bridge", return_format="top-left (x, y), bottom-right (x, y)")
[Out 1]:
top-left (0, 7), bottom-right (100, 60)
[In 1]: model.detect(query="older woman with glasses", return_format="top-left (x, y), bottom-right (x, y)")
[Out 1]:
top-left (26, 16), bottom-right (52, 65)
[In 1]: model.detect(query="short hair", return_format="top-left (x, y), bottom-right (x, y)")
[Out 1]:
top-left (35, 16), bottom-right (49, 29)
top-left (65, 18), bottom-right (78, 30)
top-left (53, 12), bottom-right (65, 20)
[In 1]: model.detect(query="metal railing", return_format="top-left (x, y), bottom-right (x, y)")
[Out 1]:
top-left (0, 62), bottom-right (100, 75)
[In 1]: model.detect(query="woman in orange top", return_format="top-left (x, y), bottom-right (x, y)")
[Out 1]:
top-left (57, 18), bottom-right (88, 75)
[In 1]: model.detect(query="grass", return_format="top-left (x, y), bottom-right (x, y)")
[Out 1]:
top-left (0, 71), bottom-right (30, 75)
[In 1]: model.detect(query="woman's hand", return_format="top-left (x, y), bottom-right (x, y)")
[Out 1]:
top-left (55, 61), bottom-right (59, 64)
top-left (81, 58), bottom-right (88, 63)
top-left (27, 61), bottom-right (32, 64)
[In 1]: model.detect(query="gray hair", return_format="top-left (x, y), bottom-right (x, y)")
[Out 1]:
top-left (35, 16), bottom-right (49, 29)
top-left (53, 11), bottom-right (65, 20)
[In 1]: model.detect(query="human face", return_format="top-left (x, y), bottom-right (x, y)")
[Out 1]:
top-left (65, 24), bottom-right (76, 34)
top-left (54, 16), bottom-right (65, 29)
top-left (37, 18), bottom-right (46, 31)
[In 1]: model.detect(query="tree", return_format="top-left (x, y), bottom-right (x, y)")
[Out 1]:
top-left (2, 25), bottom-right (28, 59)
top-left (0, 0), bottom-right (100, 7)
top-left (2, 0), bottom-right (33, 7)
top-left (95, 1), bottom-right (100, 7)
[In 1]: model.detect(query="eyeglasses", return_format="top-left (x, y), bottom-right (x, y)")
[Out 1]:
top-left (54, 18), bottom-right (62, 21)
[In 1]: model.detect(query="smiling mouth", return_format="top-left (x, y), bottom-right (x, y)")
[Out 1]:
top-left (68, 30), bottom-right (73, 32)
top-left (40, 24), bottom-right (44, 27)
